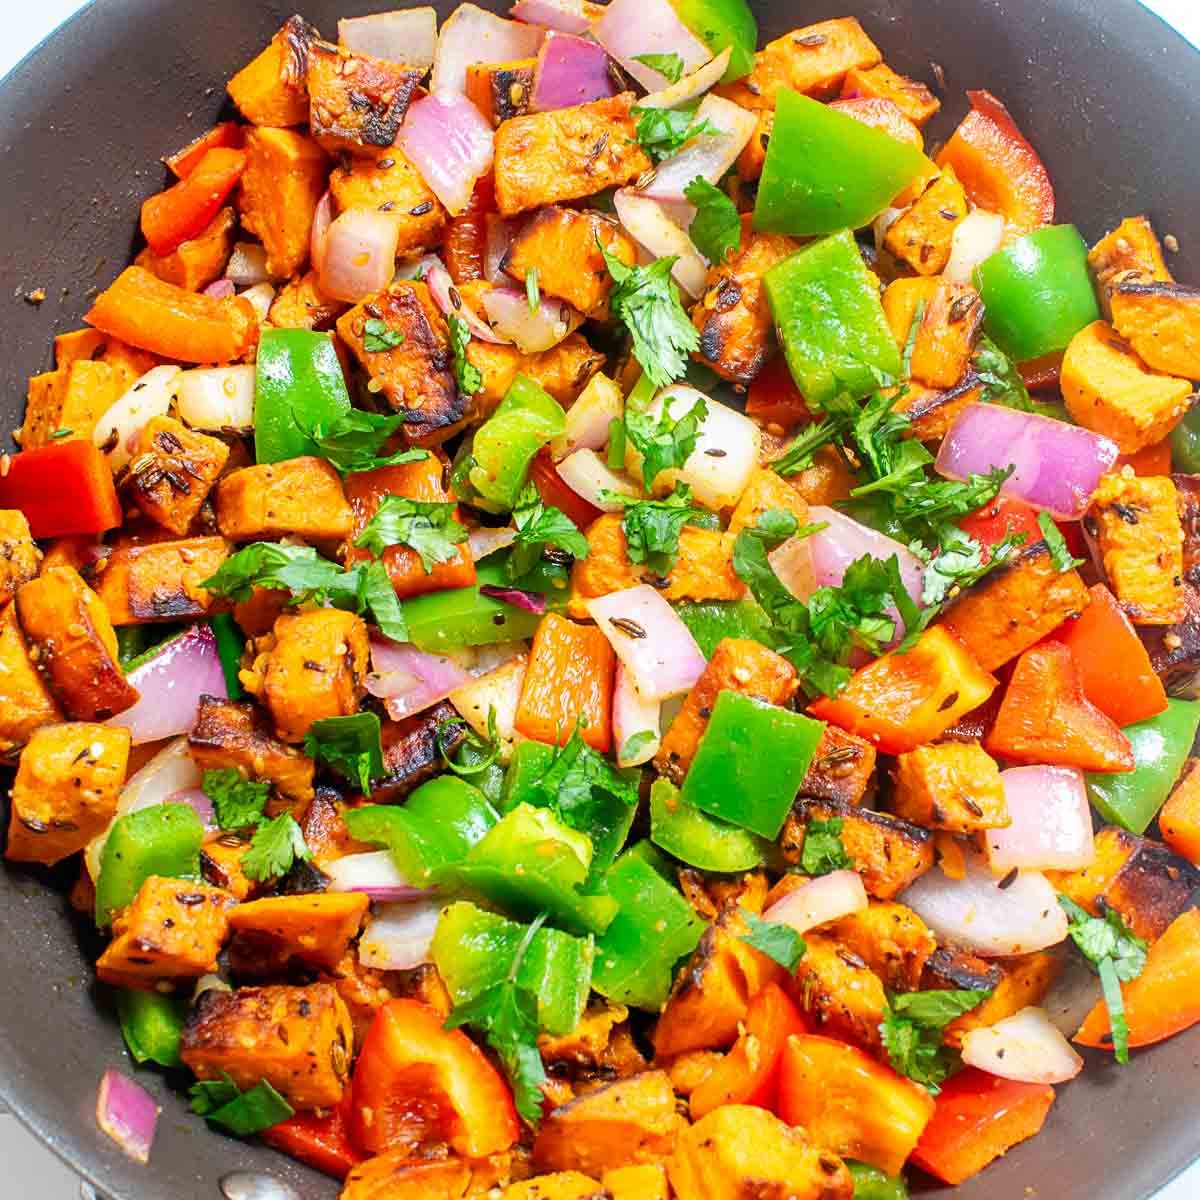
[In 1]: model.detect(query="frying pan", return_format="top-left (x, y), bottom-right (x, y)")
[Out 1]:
top-left (0, 1), bottom-right (1198, 1196)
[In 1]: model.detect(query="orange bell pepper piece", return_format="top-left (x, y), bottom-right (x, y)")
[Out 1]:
top-left (1117, 439), bottom-right (1173, 477)
top-left (86, 266), bottom-right (259, 364)
top-left (1075, 908), bottom-right (1200, 1052)
top-left (910, 1067), bottom-right (1055, 1186)
top-left (1160, 761), bottom-right (1200, 865)
top-left (141, 146), bottom-right (247, 256)
top-left (1055, 583), bottom-right (1168, 727)
top-left (958, 495), bottom-right (1043, 564)
top-left (165, 121), bottom-right (245, 179)
top-left (262, 1094), bottom-right (364, 1180)
top-left (349, 999), bottom-right (519, 1159)
top-left (0, 440), bottom-right (121, 538)
top-left (778, 1034), bottom-right (935, 1177)
top-left (809, 626), bottom-right (996, 755)
top-left (936, 90), bottom-right (1055, 239)
top-left (444, 174), bottom-right (495, 284)
top-left (529, 448), bottom-right (602, 533)
top-left (984, 641), bottom-right (1135, 771)
top-left (689, 983), bottom-right (806, 1119)
top-left (515, 612), bottom-right (615, 752)
top-left (745, 354), bottom-right (811, 431)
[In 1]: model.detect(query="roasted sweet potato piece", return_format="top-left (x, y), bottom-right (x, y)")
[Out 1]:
top-left (228, 893), bottom-right (369, 976)
top-left (493, 93), bottom-right (651, 217)
top-left (940, 540), bottom-right (1089, 670)
top-left (677, 869), bottom-right (769, 923)
top-left (538, 1000), bottom-right (646, 1080)
top-left (182, 983), bottom-right (354, 1110)
top-left (330, 151), bottom-right (447, 256)
top-left (5, 722), bottom-right (128, 865)
top-left (227, 15), bottom-right (316, 127)
top-left (269, 271), bottom-right (345, 331)
top-left (895, 377), bottom-right (983, 443)
top-left (1109, 282), bottom-right (1200, 380)
top-left (199, 834), bottom-right (253, 902)
top-left (736, 110), bottom-right (773, 182)
top-left (892, 741), bottom-right (1009, 833)
top-left (306, 40), bottom-right (422, 157)
top-left (95, 536), bottom-right (231, 625)
top-left (602, 1165), bottom-right (669, 1200)
top-left (96, 876), bottom-right (235, 990)
top-left (727, 466), bottom-right (811, 535)
top-left (1160, 757), bottom-right (1200, 865)
top-left (884, 167), bottom-right (968, 277)
top-left (718, 16), bottom-right (881, 110)
top-left (465, 333), bottom-right (605, 420)
top-left (136, 207), bottom-right (237, 292)
top-left (921, 944), bottom-right (1002, 995)
top-left (21, 358), bottom-right (126, 449)
top-left (217, 456), bottom-right (354, 543)
top-left (798, 725), bottom-right (878, 807)
top-left (691, 227), bottom-right (800, 385)
top-left (466, 58), bottom-right (536, 127)
top-left (842, 61), bottom-right (940, 125)
top-left (1089, 215), bottom-right (1174, 315)
top-left (789, 931), bottom-right (888, 1051)
top-left (121, 416), bottom-right (230, 535)
top-left (15, 565), bottom-right (138, 720)
top-left (828, 902), bottom-right (936, 992)
top-left (502, 1176), bottom-right (605, 1200)
top-left (654, 637), bottom-right (798, 784)
top-left (0, 603), bottom-right (62, 759)
top-left (341, 1150), bottom-right (516, 1200)
top-left (1086, 472), bottom-right (1186, 625)
top-left (372, 701), bottom-right (467, 802)
top-left (909, 280), bottom-right (983, 389)
top-left (0, 511), bottom-right (41, 606)
top-left (189, 695), bottom-right (316, 803)
top-left (942, 952), bottom-right (1061, 1048)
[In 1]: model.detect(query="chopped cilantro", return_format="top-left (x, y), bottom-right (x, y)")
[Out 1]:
top-left (633, 51), bottom-right (685, 83)
top-left (799, 817), bottom-right (852, 875)
top-left (632, 105), bottom-right (722, 163)
top-left (203, 769), bottom-right (270, 831)
top-left (363, 318), bottom-right (405, 353)
top-left (448, 312), bottom-right (483, 397)
top-left (509, 484), bottom-right (590, 582)
top-left (525, 267), bottom-right (540, 313)
top-left (242, 812), bottom-right (310, 882)
top-left (623, 395), bottom-right (708, 488)
top-left (881, 988), bottom-right (991, 1093)
top-left (604, 481), bottom-right (717, 576)
top-left (684, 176), bottom-right (741, 265)
top-left (1038, 511), bottom-right (1084, 572)
top-left (739, 908), bottom-right (806, 970)
top-left (355, 496), bottom-right (468, 571)
top-left (307, 408), bottom-right (428, 474)
top-left (304, 712), bottom-right (384, 793)
top-left (189, 1074), bottom-right (294, 1136)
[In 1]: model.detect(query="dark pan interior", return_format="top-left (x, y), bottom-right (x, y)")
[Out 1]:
top-left (1, 1), bottom-right (1198, 1197)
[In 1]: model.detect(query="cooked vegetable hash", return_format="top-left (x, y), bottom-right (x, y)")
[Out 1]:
top-left (4, 2), bottom-right (1200, 1195)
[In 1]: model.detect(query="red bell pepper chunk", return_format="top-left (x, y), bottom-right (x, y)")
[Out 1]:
top-left (958, 496), bottom-right (1043, 562)
top-left (689, 982), bottom-right (806, 1119)
top-left (936, 90), bottom-right (1055, 239)
top-left (0, 440), bottom-right (122, 538)
top-left (164, 121), bottom-right (245, 179)
top-left (745, 355), bottom-right (811, 431)
top-left (910, 1067), bottom-right (1055, 1186)
top-left (349, 999), bottom-right (519, 1159)
top-left (261, 1094), bottom-right (364, 1181)
top-left (141, 145), bottom-right (247, 256)
top-left (984, 640), bottom-right (1135, 771)
top-left (1018, 349), bottom-right (1063, 392)
top-left (529, 448), bottom-right (603, 533)
top-left (1055, 583), bottom-right (1168, 727)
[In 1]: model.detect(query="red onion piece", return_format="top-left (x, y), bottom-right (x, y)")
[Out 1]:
top-left (326, 850), bottom-right (432, 901)
top-left (531, 32), bottom-right (617, 112)
top-left (638, 46), bottom-right (731, 109)
top-left (167, 788), bottom-right (216, 832)
top-left (398, 90), bottom-right (496, 217)
top-left (986, 765), bottom-right (1094, 873)
top-left (339, 8), bottom-right (439, 68)
top-left (485, 215), bottom-right (515, 284)
top-left (935, 403), bottom-right (1119, 520)
top-left (96, 1069), bottom-right (159, 1165)
top-left (368, 636), bottom-right (475, 720)
top-left (585, 584), bottom-right (707, 701)
top-left (613, 662), bottom-right (661, 767)
top-left (202, 278), bottom-right (235, 300)
top-left (763, 869), bottom-right (869, 933)
top-left (557, 448), bottom-right (640, 511)
top-left (479, 584), bottom-right (548, 613)
top-left (224, 241), bottom-right (271, 287)
top-left (481, 287), bottom-right (584, 352)
top-left (432, 3), bottom-right (545, 95)
top-left (358, 898), bottom-right (443, 970)
top-left (311, 189), bottom-right (334, 277)
top-left (108, 625), bottom-right (227, 745)
top-left (319, 208), bottom-right (403, 303)
top-left (394, 252), bottom-right (442, 282)
top-left (511, 0), bottom-right (601, 34)
top-left (424, 261), bottom-right (509, 343)
top-left (613, 189), bottom-right (708, 297)
top-left (591, 0), bottom-right (710, 90)
top-left (960, 1007), bottom-right (1084, 1084)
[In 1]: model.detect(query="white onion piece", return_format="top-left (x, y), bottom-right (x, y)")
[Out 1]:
top-left (426, 262), bottom-right (509, 343)
top-left (627, 386), bottom-right (760, 509)
top-left (960, 1007), bottom-right (1084, 1084)
top-left (339, 8), bottom-right (439, 68)
top-left (239, 281), bottom-right (276, 323)
top-left (640, 94), bottom-right (758, 209)
top-left (943, 208), bottom-right (1006, 284)
top-left (320, 208), bottom-right (403, 303)
top-left (398, 90), bottom-right (496, 216)
top-left (557, 448), bottom-right (640, 511)
top-left (93, 365), bottom-right (181, 471)
top-left (224, 241), bottom-right (271, 286)
top-left (175, 364), bottom-right (255, 431)
top-left (639, 47), bottom-right (732, 109)
top-left (510, 0), bottom-right (602, 34)
top-left (450, 653), bottom-right (529, 761)
top-left (591, 0), bottom-right (710, 90)
top-left (613, 189), bottom-right (709, 297)
top-left (987, 766), bottom-right (1094, 874)
top-left (613, 662), bottom-right (662, 767)
top-left (586, 584), bottom-right (707, 701)
top-left (432, 3), bottom-right (545, 95)
top-left (873, 206), bottom-right (905, 254)
top-left (368, 637), bottom-right (476, 720)
top-left (768, 534), bottom-right (816, 602)
top-left (469, 524), bottom-right (518, 561)
top-left (552, 372), bottom-right (623, 459)
top-left (482, 287), bottom-right (583, 352)
top-left (763, 869), bottom-right (869, 933)
top-left (358, 898), bottom-right (443, 970)
top-left (485, 214), bottom-right (515, 284)
top-left (310, 189), bottom-right (334, 277)
top-left (96, 1069), bottom-right (159, 1165)
top-left (326, 851), bottom-right (431, 902)
top-left (901, 853), bottom-right (1069, 957)
top-left (394, 252), bottom-right (442, 282)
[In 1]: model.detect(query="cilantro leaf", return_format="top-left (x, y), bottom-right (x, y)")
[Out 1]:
top-left (918, 525), bottom-right (1027, 609)
top-left (633, 51), bottom-right (684, 83)
top-left (358, 557), bottom-right (410, 643)
top-left (600, 242), bottom-right (700, 388)
top-left (304, 712), bottom-right (384, 793)
top-left (624, 396), bottom-right (708, 489)
top-left (203, 769), bottom-right (270, 831)
top-left (509, 485), bottom-right (590, 582)
top-left (684, 176), bottom-right (741, 265)
top-left (632, 106), bottom-right (722, 163)
top-left (242, 813), bottom-right (310, 882)
top-left (190, 1074), bottom-right (294, 1137)
top-left (437, 705), bottom-right (501, 779)
top-left (901, 300), bottom-right (927, 378)
top-left (799, 817), bottom-right (851, 876)
top-left (355, 496), bottom-right (468, 570)
top-left (1038, 511), bottom-right (1084, 572)
top-left (525, 267), bottom-right (540, 313)
top-left (605, 481), bottom-right (716, 575)
top-left (363, 317), bottom-right (405, 353)
top-left (739, 908), bottom-right (806, 970)
top-left (880, 988), bottom-right (991, 1093)
top-left (974, 335), bottom-right (1035, 412)
top-left (887, 468), bottom-right (1014, 545)
top-left (771, 411), bottom-right (852, 477)
top-left (448, 312), bottom-right (483, 397)
top-left (307, 408), bottom-right (429, 474)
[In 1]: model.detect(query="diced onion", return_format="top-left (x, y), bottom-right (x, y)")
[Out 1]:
top-left (326, 851), bottom-right (432, 902)
top-left (175, 364), bottom-right (255, 431)
top-left (943, 208), bottom-right (1007, 284)
top-left (485, 215), bottom-right (516, 284)
top-left (768, 534), bottom-right (816, 602)
top-left (960, 1007), bottom-right (1085, 1084)
top-left (613, 662), bottom-right (662, 767)
top-left (368, 637), bottom-right (476, 720)
top-left (449, 653), bottom-right (529, 761)
top-left (469, 524), bottom-right (518, 561)
top-left (552, 372), bottom-right (623, 460)
top-left (481, 287), bottom-right (584, 353)
top-left (96, 1069), bottom-right (159, 1165)
top-left (311, 190), bottom-right (334, 277)
top-left (426, 262), bottom-right (510, 343)
top-left (93, 365), bottom-right (181, 471)
top-left (339, 8), bottom-right (439, 68)
top-left (763, 869), bottom-right (869, 933)
top-left (319, 208), bottom-right (403, 303)
top-left (166, 788), bottom-right (216, 832)
top-left (224, 241), bottom-right (271, 286)
top-left (639, 47), bottom-right (732, 110)
top-left (986, 766), bottom-right (1095, 873)
top-left (202, 278), bottom-right (235, 300)
top-left (432, 3), bottom-right (545, 95)
top-left (398, 90), bottom-right (496, 217)
top-left (510, 0), bottom-right (602, 34)
top-left (358, 898), bottom-right (443, 970)
top-left (239, 281), bottom-right (275, 323)
top-left (613, 189), bottom-right (709, 297)
top-left (531, 31), bottom-right (617, 112)
top-left (557, 447), bottom-right (641, 511)
top-left (591, 0), bottom-right (710, 90)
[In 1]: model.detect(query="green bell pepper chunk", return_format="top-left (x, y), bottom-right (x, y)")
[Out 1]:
top-left (672, 0), bottom-right (757, 80)
top-left (674, 599), bottom-right (773, 658)
top-left (973, 225), bottom-right (1101, 362)
top-left (503, 739), bottom-right (556, 812)
top-left (1087, 699), bottom-right (1200, 834)
top-left (344, 777), bottom-right (498, 885)
top-left (467, 374), bottom-right (566, 510)
top-left (1171, 406), bottom-right (1200, 473)
top-left (765, 229), bottom-right (903, 410)
top-left (682, 691), bottom-right (825, 838)
top-left (95, 803), bottom-right (205, 927)
top-left (755, 91), bottom-right (926, 238)
top-left (438, 803), bottom-right (618, 937)
top-left (847, 1162), bottom-right (909, 1200)
top-left (592, 842), bottom-right (705, 1010)
top-left (398, 554), bottom-right (569, 653)
top-left (117, 988), bottom-right (187, 1068)
top-left (254, 328), bottom-right (351, 464)
top-left (210, 613), bottom-right (245, 700)
top-left (431, 900), bottom-right (594, 1035)
top-left (650, 779), bottom-right (764, 872)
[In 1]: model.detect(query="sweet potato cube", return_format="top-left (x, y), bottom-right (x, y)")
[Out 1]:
top-left (227, 15), bottom-right (316, 127)
top-left (502, 1175), bottom-right (606, 1200)
top-left (466, 57), bottom-right (536, 127)
top-left (736, 111), bottom-right (773, 182)
top-left (895, 377), bottom-right (983, 443)
top-left (908, 279), bottom-right (983, 389)
top-left (798, 724), bottom-right (878, 807)
top-left (96, 876), bottom-right (235, 990)
top-left (602, 1165), bottom-right (669, 1200)
top-left (94, 536), bottom-right (231, 625)
top-left (0, 511), bottom-right (41, 606)
top-left (199, 835), bottom-right (253, 902)
top-left (0, 603), bottom-right (61, 759)
top-left (122, 416), bottom-right (230, 535)
top-left (842, 61), bottom-right (940, 125)
top-left (216, 456), bottom-right (354, 542)
top-left (136, 206), bottom-right (237, 292)
top-left (6, 722), bottom-right (128, 865)
top-left (790, 932), bottom-right (888, 1052)
top-left (342, 1152), bottom-right (514, 1199)
top-left (329, 151), bottom-right (446, 256)
top-left (268, 271), bottom-right (345, 331)
top-left (466, 334), bottom-right (604, 422)
top-left (828, 902), bottom-right (936, 992)
top-left (1109, 282), bottom-right (1200, 380)
top-left (228, 893), bottom-right (369, 976)
top-left (727, 465), bottom-right (811, 535)
top-left (20, 358), bottom-right (126, 449)
top-left (373, 701), bottom-right (466, 803)
top-left (884, 167), bottom-right (969, 277)
top-left (1160, 757), bottom-right (1200, 865)
top-left (892, 741), bottom-right (1009, 833)
top-left (942, 952), bottom-right (1062, 1047)
top-left (1089, 215), bottom-right (1173, 314)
